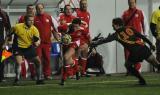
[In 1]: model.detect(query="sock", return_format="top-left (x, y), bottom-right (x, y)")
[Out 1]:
top-left (80, 58), bottom-right (87, 75)
top-left (128, 66), bottom-right (145, 82)
top-left (21, 61), bottom-right (26, 79)
top-left (135, 63), bottom-right (141, 73)
top-left (15, 64), bottom-right (21, 80)
top-left (72, 58), bottom-right (79, 75)
top-left (28, 63), bottom-right (35, 78)
top-left (35, 62), bottom-right (42, 81)
top-left (62, 65), bottom-right (70, 80)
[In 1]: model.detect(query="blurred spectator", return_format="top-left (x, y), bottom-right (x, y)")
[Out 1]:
top-left (34, 3), bottom-right (59, 80)
top-left (57, 4), bottom-right (76, 25)
top-left (75, 0), bottom-right (90, 76)
top-left (18, 4), bottom-right (35, 23)
top-left (122, 0), bottom-right (149, 75)
top-left (75, 0), bottom-right (90, 31)
top-left (0, 2), bottom-right (11, 82)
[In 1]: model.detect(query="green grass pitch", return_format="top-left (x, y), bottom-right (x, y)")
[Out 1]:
top-left (0, 73), bottom-right (160, 95)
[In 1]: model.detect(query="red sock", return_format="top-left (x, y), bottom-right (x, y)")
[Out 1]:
top-left (28, 63), bottom-right (35, 78)
top-left (72, 59), bottom-right (79, 75)
top-left (21, 61), bottom-right (27, 79)
top-left (62, 65), bottom-right (72, 80)
top-left (80, 58), bottom-right (87, 75)
top-left (67, 65), bottom-right (74, 77)
top-left (62, 67), bottom-right (67, 80)
top-left (135, 63), bottom-right (141, 72)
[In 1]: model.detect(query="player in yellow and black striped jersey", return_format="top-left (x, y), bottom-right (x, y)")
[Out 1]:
top-left (91, 17), bottom-right (160, 85)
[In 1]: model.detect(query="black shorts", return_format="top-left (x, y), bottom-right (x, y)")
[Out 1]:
top-left (13, 46), bottom-right (37, 60)
top-left (128, 45), bottom-right (152, 63)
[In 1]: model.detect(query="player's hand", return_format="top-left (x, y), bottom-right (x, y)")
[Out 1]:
top-left (34, 40), bottom-right (40, 47)
top-left (90, 41), bottom-right (98, 47)
top-left (2, 44), bottom-right (7, 49)
top-left (56, 33), bottom-right (62, 42)
top-left (1, 42), bottom-right (8, 49)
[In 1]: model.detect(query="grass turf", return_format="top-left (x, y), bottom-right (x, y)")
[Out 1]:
top-left (0, 73), bottom-right (160, 95)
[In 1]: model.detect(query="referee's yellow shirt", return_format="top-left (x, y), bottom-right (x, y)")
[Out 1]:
top-left (13, 23), bottom-right (40, 48)
top-left (151, 9), bottom-right (160, 38)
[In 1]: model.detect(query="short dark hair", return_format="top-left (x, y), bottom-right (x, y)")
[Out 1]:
top-left (64, 4), bottom-right (71, 11)
top-left (24, 14), bottom-right (34, 22)
top-left (72, 18), bottom-right (81, 25)
top-left (128, 0), bottom-right (137, 3)
top-left (112, 18), bottom-right (124, 26)
top-left (27, 4), bottom-right (34, 9)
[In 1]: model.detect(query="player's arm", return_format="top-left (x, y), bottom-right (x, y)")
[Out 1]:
top-left (91, 33), bottom-right (116, 47)
top-left (135, 32), bottom-right (155, 51)
top-left (33, 27), bottom-right (41, 47)
top-left (51, 16), bottom-right (61, 42)
top-left (142, 11), bottom-right (149, 37)
top-left (150, 23), bottom-right (157, 38)
top-left (2, 27), bottom-right (15, 49)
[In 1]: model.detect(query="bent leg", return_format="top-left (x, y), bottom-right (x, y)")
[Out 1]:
top-left (125, 61), bottom-right (146, 85)
top-left (146, 54), bottom-right (160, 69)
top-left (15, 55), bottom-right (23, 81)
top-left (30, 56), bottom-right (42, 81)
top-left (79, 43), bottom-right (88, 75)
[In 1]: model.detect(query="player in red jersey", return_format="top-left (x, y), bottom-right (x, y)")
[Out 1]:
top-left (60, 18), bottom-right (88, 85)
top-left (122, 0), bottom-right (149, 75)
top-left (34, 3), bottom-right (59, 80)
top-left (75, 0), bottom-right (90, 76)
top-left (58, 4), bottom-right (76, 25)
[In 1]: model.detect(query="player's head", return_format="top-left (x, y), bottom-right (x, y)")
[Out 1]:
top-left (26, 4), bottom-right (35, 15)
top-left (24, 14), bottom-right (34, 27)
top-left (72, 18), bottom-right (81, 25)
top-left (72, 18), bottom-right (81, 31)
top-left (80, 0), bottom-right (88, 11)
top-left (64, 4), bottom-right (72, 15)
top-left (36, 3), bottom-right (44, 15)
top-left (112, 18), bottom-right (124, 31)
top-left (128, 0), bottom-right (136, 9)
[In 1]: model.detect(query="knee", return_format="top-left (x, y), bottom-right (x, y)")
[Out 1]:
top-left (33, 58), bottom-right (41, 65)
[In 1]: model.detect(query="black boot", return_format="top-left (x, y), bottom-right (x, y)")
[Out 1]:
top-left (13, 78), bottom-right (20, 86)
top-left (36, 80), bottom-right (44, 85)
top-left (138, 79), bottom-right (146, 85)
top-left (76, 72), bottom-right (80, 80)
top-left (59, 79), bottom-right (65, 85)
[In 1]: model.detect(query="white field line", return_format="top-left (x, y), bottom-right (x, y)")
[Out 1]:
top-left (0, 78), bottom-right (159, 89)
